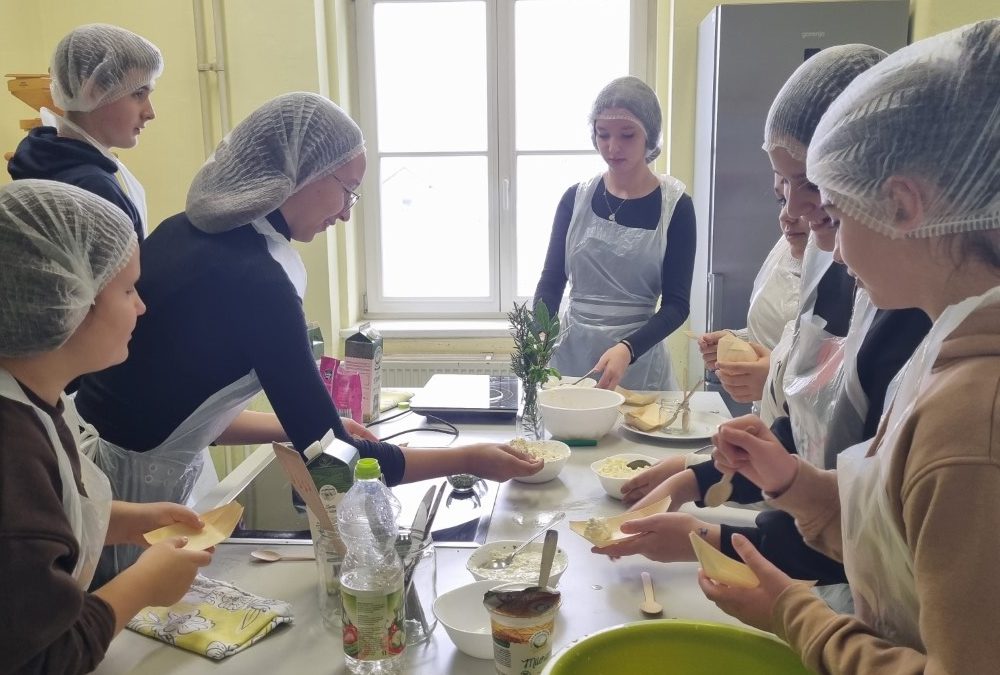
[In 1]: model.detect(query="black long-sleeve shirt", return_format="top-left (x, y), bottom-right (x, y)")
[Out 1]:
top-left (533, 179), bottom-right (696, 360)
top-left (75, 210), bottom-right (405, 485)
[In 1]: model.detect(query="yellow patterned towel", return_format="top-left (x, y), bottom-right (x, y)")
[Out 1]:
top-left (127, 575), bottom-right (293, 660)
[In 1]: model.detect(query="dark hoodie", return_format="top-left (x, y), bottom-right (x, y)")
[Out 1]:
top-left (8, 126), bottom-right (143, 241)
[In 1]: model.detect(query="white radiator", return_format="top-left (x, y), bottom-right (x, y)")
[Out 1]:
top-left (381, 353), bottom-right (512, 387)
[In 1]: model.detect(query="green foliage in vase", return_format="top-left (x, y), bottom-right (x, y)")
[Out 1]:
top-left (508, 301), bottom-right (561, 387)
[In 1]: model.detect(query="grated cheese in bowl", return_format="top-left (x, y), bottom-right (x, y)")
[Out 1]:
top-left (510, 438), bottom-right (571, 461)
top-left (596, 457), bottom-right (651, 478)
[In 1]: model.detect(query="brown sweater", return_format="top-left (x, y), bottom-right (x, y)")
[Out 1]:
top-left (768, 305), bottom-right (1000, 674)
top-left (0, 384), bottom-right (115, 674)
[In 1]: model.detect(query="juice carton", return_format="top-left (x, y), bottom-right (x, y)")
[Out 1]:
top-left (341, 323), bottom-right (382, 423)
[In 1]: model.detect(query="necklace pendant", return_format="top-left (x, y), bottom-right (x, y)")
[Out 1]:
top-left (609, 213), bottom-right (616, 222)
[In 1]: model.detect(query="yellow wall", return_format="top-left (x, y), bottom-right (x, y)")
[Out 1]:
top-left (2, 0), bottom-right (994, 382)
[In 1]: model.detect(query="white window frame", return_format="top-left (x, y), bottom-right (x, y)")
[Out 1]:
top-left (356, 0), bottom-right (651, 317)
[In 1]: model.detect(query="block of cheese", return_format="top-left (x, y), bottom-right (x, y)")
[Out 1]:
top-left (717, 334), bottom-right (758, 363)
top-left (624, 402), bottom-right (666, 431)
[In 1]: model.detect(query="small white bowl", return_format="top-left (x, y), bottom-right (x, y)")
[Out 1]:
top-left (591, 453), bottom-right (658, 500)
top-left (538, 387), bottom-right (625, 440)
top-left (466, 540), bottom-right (569, 586)
top-left (512, 439), bottom-right (571, 484)
top-left (432, 579), bottom-right (498, 660)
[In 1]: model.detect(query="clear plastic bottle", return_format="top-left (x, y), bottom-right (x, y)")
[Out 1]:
top-left (337, 458), bottom-right (405, 674)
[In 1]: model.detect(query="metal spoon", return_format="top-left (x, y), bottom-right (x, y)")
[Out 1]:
top-left (250, 549), bottom-right (315, 563)
top-left (703, 471), bottom-right (734, 507)
top-left (478, 512), bottom-right (565, 571)
top-left (561, 369), bottom-right (599, 387)
top-left (640, 571), bottom-right (663, 616)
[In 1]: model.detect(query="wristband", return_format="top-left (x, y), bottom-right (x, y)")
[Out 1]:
top-left (619, 339), bottom-right (636, 364)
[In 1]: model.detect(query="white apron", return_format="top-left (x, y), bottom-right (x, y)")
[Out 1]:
top-left (0, 369), bottom-right (111, 589)
top-left (551, 174), bottom-right (685, 391)
top-left (838, 286), bottom-right (1000, 649)
top-left (746, 236), bottom-right (802, 351)
top-left (41, 107), bottom-right (148, 235)
top-left (89, 216), bottom-right (307, 578)
top-left (782, 245), bottom-right (870, 467)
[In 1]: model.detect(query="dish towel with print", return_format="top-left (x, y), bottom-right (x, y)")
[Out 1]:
top-left (127, 575), bottom-right (293, 660)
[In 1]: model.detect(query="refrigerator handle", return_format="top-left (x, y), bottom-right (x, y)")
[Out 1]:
top-left (707, 273), bottom-right (722, 333)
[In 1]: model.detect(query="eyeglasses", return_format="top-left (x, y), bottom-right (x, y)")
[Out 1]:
top-left (331, 174), bottom-right (361, 211)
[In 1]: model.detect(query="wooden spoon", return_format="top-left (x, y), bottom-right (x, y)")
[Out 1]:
top-left (640, 572), bottom-right (663, 616)
top-left (703, 471), bottom-right (734, 507)
top-left (250, 549), bottom-right (315, 562)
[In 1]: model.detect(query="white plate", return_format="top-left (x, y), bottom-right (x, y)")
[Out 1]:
top-left (621, 409), bottom-right (727, 441)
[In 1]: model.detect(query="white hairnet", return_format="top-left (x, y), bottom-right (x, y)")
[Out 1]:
top-left (590, 76), bottom-right (662, 163)
top-left (50, 23), bottom-right (163, 113)
top-left (0, 180), bottom-right (138, 358)
top-left (763, 45), bottom-right (887, 162)
top-left (186, 92), bottom-right (365, 233)
top-left (809, 20), bottom-right (1000, 239)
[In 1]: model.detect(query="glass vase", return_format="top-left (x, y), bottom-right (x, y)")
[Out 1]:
top-left (519, 381), bottom-right (544, 440)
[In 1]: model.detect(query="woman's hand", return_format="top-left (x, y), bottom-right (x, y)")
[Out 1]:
top-left (712, 416), bottom-right (798, 495)
top-left (716, 344), bottom-right (771, 403)
top-left (118, 536), bottom-right (213, 609)
top-left (106, 501), bottom-right (205, 547)
top-left (697, 330), bottom-right (730, 371)
top-left (594, 343), bottom-right (632, 389)
top-left (627, 467), bottom-right (702, 511)
top-left (698, 533), bottom-right (799, 633)
top-left (592, 513), bottom-right (715, 563)
top-left (620, 454), bottom-right (687, 505)
top-left (342, 417), bottom-right (378, 442)
top-left (462, 443), bottom-right (543, 481)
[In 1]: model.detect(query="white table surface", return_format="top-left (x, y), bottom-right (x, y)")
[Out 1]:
top-left (95, 392), bottom-right (760, 674)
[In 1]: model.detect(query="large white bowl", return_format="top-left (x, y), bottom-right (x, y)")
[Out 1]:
top-left (466, 540), bottom-right (569, 586)
top-left (538, 386), bottom-right (625, 440)
top-left (432, 579), bottom-right (497, 659)
top-left (591, 453), bottom-right (658, 500)
top-left (512, 439), bottom-right (571, 484)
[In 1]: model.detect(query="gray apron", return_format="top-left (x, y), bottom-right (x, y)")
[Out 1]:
top-left (89, 216), bottom-right (306, 580)
top-left (551, 174), bottom-right (684, 391)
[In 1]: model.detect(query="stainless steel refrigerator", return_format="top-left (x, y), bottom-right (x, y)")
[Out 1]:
top-left (690, 0), bottom-right (909, 411)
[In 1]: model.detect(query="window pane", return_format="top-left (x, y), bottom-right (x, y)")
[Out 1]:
top-left (515, 153), bottom-right (607, 297)
top-left (379, 156), bottom-right (490, 298)
top-left (515, 0), bottom-right (631, 151)
top-left (373, 2), bottom-right (487, 152)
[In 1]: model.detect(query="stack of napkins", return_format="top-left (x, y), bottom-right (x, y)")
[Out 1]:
top-left (127, 575), bottom-right (293, 660)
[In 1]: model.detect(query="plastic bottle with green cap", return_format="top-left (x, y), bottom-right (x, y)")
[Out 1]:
top-left (337, 458), bottom-right (405, 672)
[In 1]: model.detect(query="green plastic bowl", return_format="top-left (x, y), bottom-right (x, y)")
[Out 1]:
top-left (541, 620), bottom-right (810, 675)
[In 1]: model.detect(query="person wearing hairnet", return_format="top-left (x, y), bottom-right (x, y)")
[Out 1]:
top-left (706, 20), bottom-right (1000, 672)
top-left (533, 76), bottom-right (695, 391)
top-left (7, 24), bottom-right (161, 241)
top-left (0, 180), bottom-right (212, 673)
top-left (622, 178), bottom-right (808, 495)
top-left (696, 176), bottom-right (808, 417)
top-left (608, 44), bottom-right (930, 611)
top-left (75, 92), bottom-right (542, 580)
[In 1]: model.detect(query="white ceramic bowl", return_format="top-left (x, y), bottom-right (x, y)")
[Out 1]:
top-left (591, 453), bottom-right (658, 500)
top-left (512, 439), bottom-right (571, 484)
top-left (538, 387), bottom-right (625, 440)
top-left (466, 540), bottom-right (569, 586)
top-left (432, 579), bottom-right (498, 659)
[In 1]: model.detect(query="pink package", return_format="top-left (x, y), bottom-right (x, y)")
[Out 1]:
top-left (318, 356), bottom-right (363, 423)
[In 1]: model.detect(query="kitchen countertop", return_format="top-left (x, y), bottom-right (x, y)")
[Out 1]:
top-left (95, 392), bottom-right (760, 674)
